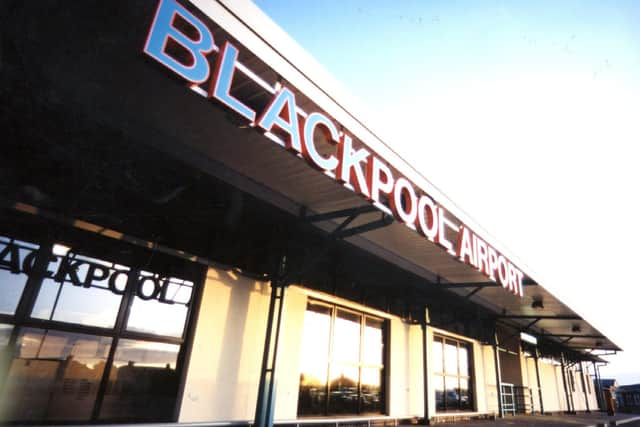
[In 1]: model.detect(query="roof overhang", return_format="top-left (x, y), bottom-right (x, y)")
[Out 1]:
top-left (10, 0), bottom-right (617, 354)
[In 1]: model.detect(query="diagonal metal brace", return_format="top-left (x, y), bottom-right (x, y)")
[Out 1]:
top-left (303, 204), bottom-right (379, 222)
top-left (336, 213), bottom-right (394, 239)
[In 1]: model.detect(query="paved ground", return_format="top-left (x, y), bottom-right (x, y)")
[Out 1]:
top-left (421, 413), bottom-right (640, 427)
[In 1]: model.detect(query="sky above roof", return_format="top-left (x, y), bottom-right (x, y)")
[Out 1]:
top-left (252, 0), bottom-right (640, 383)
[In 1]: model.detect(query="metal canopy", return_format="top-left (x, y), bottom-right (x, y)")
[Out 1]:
top-left (4, 0), bottom-right (617, 355)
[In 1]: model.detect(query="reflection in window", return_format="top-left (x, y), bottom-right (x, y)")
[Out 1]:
top-left (0, 239), bottom-right (38, 315)
top-left (99, 339), bottom-right (179, 421)
top-left (433, 335), bottom-right (473, 412)
top-left (31, 253), bottom-right (126, 328)
top-left (0, 328), bottom-right (111, 422)
top-left (298, 303), bottom-right (331, 416)
top-left (297, 301), bottom-right (385, 416)
top-left (126, 273), bottom-right (193, 338)
top-left (0, 231), bottom-right (197, 424)
top-left (0, 324), bottom-right (12, 348)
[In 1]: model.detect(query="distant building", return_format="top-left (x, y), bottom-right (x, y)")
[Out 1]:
top-left (616, 384), bottom-right (640, 413)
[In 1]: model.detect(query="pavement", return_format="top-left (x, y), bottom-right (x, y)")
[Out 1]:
top-left (420, 413), bottom-right (640, 427)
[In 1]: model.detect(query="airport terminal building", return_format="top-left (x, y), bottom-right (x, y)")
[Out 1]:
top-left (0, 0), bottom-right (619, 425)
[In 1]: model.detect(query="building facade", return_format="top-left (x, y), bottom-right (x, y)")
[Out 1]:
top-left (0, 0), bottom-right (618, 425)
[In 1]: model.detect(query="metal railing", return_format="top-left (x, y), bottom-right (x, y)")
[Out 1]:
top-left (501, 383), bottom-right (516, 416)
top-left (501, 384), bottom-right (534, 415)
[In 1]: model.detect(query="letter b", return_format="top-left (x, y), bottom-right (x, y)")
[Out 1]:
top-left (144, 0), bottom-right (215, 84)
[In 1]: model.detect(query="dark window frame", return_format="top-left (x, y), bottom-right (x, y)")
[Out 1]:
top-left (0, 233), bottom-right (205, 424)
top-left (433, 334), bottom-right (474, 413)
top-left (297, 299), bottom-right (387, 417)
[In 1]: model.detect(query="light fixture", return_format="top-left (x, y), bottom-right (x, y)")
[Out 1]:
top-left (520, 332), bottom-right (538, 345)
top-left (531, 298), bottom-right (544, 310)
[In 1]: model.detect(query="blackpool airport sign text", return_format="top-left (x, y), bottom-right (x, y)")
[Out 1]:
top-left (142, 0), bottom-right (525, 297)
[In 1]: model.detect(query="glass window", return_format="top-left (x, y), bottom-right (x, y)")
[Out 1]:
top-left (333, 309), bottom-right (361, 363)
top-left (433, 335), bottom-right (473, 412)
top-left (298, 303), bottom-right (332, 416)
top-left (459, 346), bottom-right (469, 376)
top-left (363, 317), bottom-right (384, 366)
top-left (432, 337), bottom-right (443, 373)
top-left (0, 239), bottom-right (38, 315)
top-left (31, 253), bottom-right (126, 328)
top-left (435, 376), bottom-right (445, 411)
top-left (360, 367), bottom-right (383, 414)
top-left (444, 340), bottom-right (458, 375)
top-left (0, 328), bottom-right (111, 422)
top-left (126, 273), bottom-right (193, 338)
top-left (297, 301), bottom-right (386, 416)
top-left (0, 231), bottom-right (199, 424)
top-left (98, 339), bottom-right (180, 421)
top-left (328, 364), bottom-right (360, 414)
top-left (459, 378), bottom-right (471, 410)
top-left (445, 376), bottom-right (459, 408)
top-left (0, 323), bottom-right (12, 348)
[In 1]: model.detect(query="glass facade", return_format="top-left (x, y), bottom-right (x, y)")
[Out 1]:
top-left (298, 301), bottom-right (386, 416)
top-left (433, 335), bottom-right (473, 412)
top-left (0, 234), bottom-right (199, 423)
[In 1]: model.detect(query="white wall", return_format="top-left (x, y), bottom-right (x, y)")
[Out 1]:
top-left (177, 268), bottom-right (524, 422)
top-left (480, 343), bottom-right (499, 414)
top-left (388, 319), bottom-right (424, 418)
top-left (178, 268), bottom-right (269, 422)
top-left (178, 267), bottom-right (308, 422)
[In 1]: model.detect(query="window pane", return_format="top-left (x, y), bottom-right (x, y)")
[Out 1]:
top-left (0, 328), bottom-right (111, 422)
top-left (363, 317), bottom-right (384, 366)
top-left (360, 367), bottom-right (383, 414)
top-left (328, 364), bottom-right (359, 414)
top-left (459, 378), bottom-right (471, 410)
top-left (0, 241), bottom-right (36, 315)
top-left (432, 338), bottom-right (443, 373)
top-left (31, 253), bottom-right (126, 328)
top-left (459, 345), bottom-right (469, 377)
top-left (445, 376), bottom-right (459, 409)
top-left (298, 303), bottom-right (332, 416)
top-left (0, 324), bottom-right (13, 380)
top-left (0, 324), bottom-right (12, 348)
top-left (332, 310), bottom-right (361, 363)
top-left (434, 375), bottom-right (445, 411)
top-left (435, 337), bottom-right (474, 413)
top-left (98, 339), bottom-right (179, 421)
top-left (445, 340), bottom-right (458, 375)
top-left (126, 274), bottom-right (192, 338)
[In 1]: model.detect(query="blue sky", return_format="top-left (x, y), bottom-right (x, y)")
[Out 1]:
top-left (253, 0), bottom-right (640, 383)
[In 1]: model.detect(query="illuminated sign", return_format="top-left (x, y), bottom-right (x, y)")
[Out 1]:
top-left (142, 0), bottom-right (524, 297)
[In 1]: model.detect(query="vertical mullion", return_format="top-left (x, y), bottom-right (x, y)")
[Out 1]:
top-left (90, 268), bottom-right (138, 420)
top-left (358, 315), bottom-right (364, 414)
top-left (325, 305), bottom-right (335, 416)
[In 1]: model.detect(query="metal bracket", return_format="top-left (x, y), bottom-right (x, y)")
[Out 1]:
top-left (288, 205), bottom-right (394, 284)
top-left (302, 204), bottom-right (394, 239)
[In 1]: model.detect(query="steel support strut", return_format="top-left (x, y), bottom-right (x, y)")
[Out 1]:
top-left (493, 331), bottom-right (504, 418)
top-left (579, 362), bottom-right (590, 413)
top-left (534, 347), bottom-right (544, 414)
top-left (421, 307), bottom-right (431, 425)
top-left (560, 353), bottom-right (574, 414)
top-left (254, 257), bottom-right (288, 427)
top-left (594, 362), bottom-right (605, 411)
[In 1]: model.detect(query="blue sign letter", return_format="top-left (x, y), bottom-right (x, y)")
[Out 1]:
top-left (144, 0), bottom-right (214, 84)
